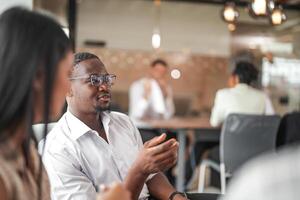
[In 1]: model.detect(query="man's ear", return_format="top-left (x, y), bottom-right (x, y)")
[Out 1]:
top-left (66, 86), bottom-right (73, 97)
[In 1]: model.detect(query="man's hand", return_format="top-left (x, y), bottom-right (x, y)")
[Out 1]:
top-left (133, 133), bottom-right (178, 175)
top-left (97, 183), bottom-right (131, 200)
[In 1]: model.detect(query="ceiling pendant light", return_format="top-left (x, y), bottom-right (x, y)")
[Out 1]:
top-left (152, 29), bottom-right (161, 49)
top-left (270, 6), bottom-right (286, 25)
top-left (221, 2), bottom-right (239, 23)
top-left (152, 0), bottom-right (161, 49)
top-left (250, 0), bottom-right (268, 17)
top-left (228, 23), bottom-right (236, 32)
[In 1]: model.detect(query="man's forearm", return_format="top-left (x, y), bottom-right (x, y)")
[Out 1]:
top-left (124, 164), bottom-right (148, 200)
top-left (147, 172), bottom-right (176, 200)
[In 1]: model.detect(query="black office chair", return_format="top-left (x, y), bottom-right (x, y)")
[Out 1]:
top-left (276, 112), bottom-right (300, 148)
top-left (187, 193), bottom-right (221, 200)
top-left (198, 113), bottom-right (281, 194)
top-left (149, 193), bottom-right (221, 200)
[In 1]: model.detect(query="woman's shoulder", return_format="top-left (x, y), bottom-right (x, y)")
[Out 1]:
top-left (0, 154), bottom-right (20, 200)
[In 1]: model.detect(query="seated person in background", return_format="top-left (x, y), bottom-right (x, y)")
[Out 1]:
top-left (42, 52), bottom-right (188, 200)
top-left (199, 61), bottom-right (275, 189)
top-left (129, 59), bottom-right (175, 125)
top-left (210, 61), bottom-right (274, 127)
top-left (129, 59), bottom-right (193, 185)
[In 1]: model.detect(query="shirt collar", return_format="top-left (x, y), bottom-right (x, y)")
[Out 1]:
top-left (65, 110), bottom-right (111, 141)
top-left (235, 83), bottom-right (249, 89)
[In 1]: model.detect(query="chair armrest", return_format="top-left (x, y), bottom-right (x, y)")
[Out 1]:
top-left (200, 159), bottom-right (220, 172)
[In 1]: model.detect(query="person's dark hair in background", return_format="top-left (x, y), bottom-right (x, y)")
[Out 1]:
top-left (0, 7), bottom-right (72, 199)
top-left (232, 61), bottom-right (258, 85)
top-left (151, 59), bottom-right (168, 68)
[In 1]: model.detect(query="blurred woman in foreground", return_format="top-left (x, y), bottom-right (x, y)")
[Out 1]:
top-left (0, 7), bottom-right (130, 200)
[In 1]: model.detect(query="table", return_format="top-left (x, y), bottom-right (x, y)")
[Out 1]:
top-left (140, 117), bottom-right (220, 192)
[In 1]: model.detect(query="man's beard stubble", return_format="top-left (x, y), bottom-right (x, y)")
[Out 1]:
top-left (95, 104), bottom-right (111, 113)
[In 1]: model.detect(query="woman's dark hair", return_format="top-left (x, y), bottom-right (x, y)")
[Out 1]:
top-left (0, 7), bottom-right (71, 136)
top-left (232, 61), bottom-right (258, 85)
top-left (0, 7), bottom-right (71, 198)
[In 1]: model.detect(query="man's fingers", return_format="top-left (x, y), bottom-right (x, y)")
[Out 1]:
top-left (157, 155), bottom-right (178, 171)
top-left (153, 145), bottom-right (178, 164)
top-left (149, 139), bottom-right (178, 155)
top-left (146, 133), bottom-right (167, 148)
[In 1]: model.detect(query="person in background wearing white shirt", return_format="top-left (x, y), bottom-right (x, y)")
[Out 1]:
top-left (210, 61), bottom-right (274, 127)
top-left (42, 52), bottom-right (189, 200)
top-left (129, 59), bottom-right (175, 125)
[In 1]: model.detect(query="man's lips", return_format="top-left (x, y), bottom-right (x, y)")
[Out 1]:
top-left (97, 94), bottom-right (111, 101)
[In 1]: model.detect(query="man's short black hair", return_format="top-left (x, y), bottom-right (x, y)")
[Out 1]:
top-left (151, 59), bottom-right (168, 68)
top-left (233, 61), bottom-right (258, 85)
top-left (74, 52), bottom-right (100, 66)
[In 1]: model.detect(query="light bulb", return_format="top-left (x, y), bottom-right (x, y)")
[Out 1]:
top-left (152, 33), bottom-right (161, 49)
top-left (228, 23), bottom-right (236, 31)
top-left (221, 3), bottom-right (238, 23)
top-left (171, 69), bottom-right (181, 79)
top-left (251, 0), bottom-right (267, 15)
top-left (224, 7), bottom-right (235, 22)
top-left (270, 7), bottom-right (286, 25)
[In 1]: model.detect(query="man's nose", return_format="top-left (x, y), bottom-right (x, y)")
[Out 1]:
top-left (98, 83), bottom-right (110, 91)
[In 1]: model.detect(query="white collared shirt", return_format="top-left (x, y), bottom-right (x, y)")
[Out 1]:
top-left (210, 84), bottom-right (275, 127)
top-left (41, 110), bottom-right (151, 200)
top-left (129, 78), bottom-right (175, 126)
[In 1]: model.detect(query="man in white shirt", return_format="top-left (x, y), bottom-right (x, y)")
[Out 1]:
top-left (210, 61), bottom-right (274, 127)
top-left (129, 59), bottom-right (175, 126)
top-left (42, 52), bottom-right (188, 200)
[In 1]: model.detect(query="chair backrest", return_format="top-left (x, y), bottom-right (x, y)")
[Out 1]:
top-left (32, 122), bottom-right (57, 143)
top-left (220, 113), bottom-right (280, 174)
top-left (276, 112), bottom-right (300, 148)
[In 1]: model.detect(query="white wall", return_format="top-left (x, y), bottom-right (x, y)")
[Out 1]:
top-left (0, 0), bottom-right (32, 14)
top-left (77, 0), bottom-right (231, 57)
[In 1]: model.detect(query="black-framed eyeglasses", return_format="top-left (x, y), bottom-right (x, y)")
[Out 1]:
top-left (69, 74), bottom-right (116, 87)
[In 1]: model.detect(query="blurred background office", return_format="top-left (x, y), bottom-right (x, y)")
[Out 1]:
top-left (2, 0), bottom-right (299, 117)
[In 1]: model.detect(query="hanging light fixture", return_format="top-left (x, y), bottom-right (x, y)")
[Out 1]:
top-left (249, 0), bottom-right (274, 17)
top-left (221, 2), bottom-right (239, 23)
top-left (152, 0), bottom-right (161, 49)
top-left (270, 6), bottom-right (286, 25)
top-left (251, 0), bottom-right (267, 16)
top-left (220, 0), bottom-right (287, 26)
top-left (152, 29), bottom-right (161, 49)
top-left (227, 23), bottom-right (236, 32)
